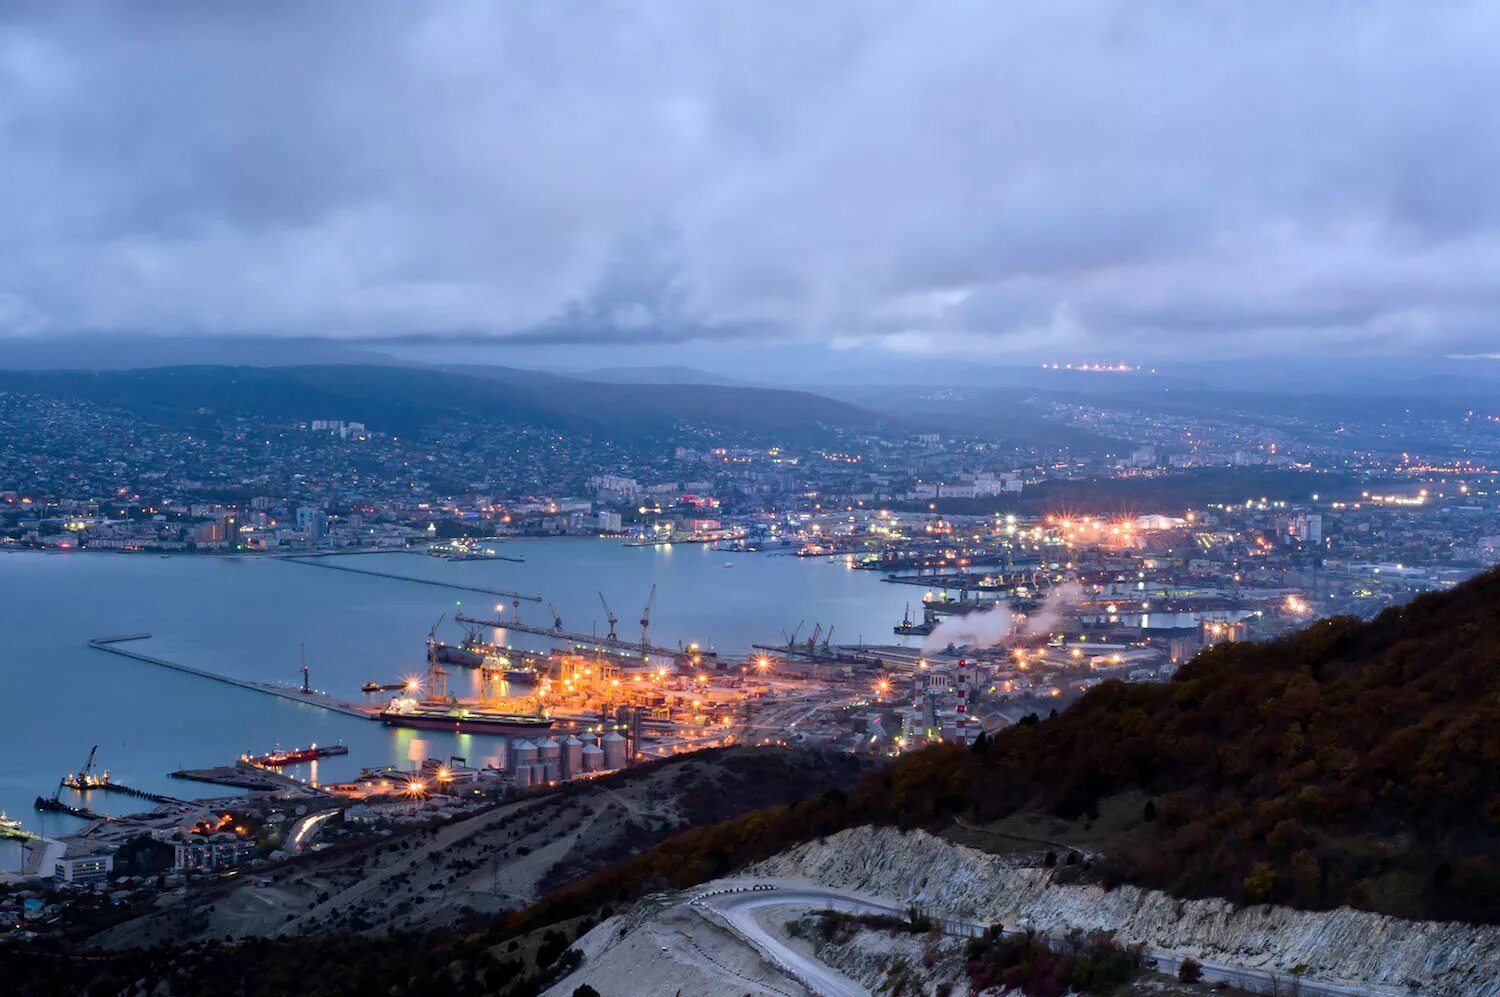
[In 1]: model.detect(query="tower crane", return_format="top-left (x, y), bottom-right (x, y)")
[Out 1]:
top-left (598, 592), bottom-right (619, 641)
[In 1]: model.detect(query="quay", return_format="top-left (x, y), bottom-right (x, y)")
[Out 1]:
top-left (87, 635), bottom-right (376, 720)
top-left (60, 780), bottom-right (187, 807)
top-left (273, 556), bottom-right (542, 602)
top-left (171, 763), bottom-right (328, 795)
top-left (35, 797), bottom-right (109, 821)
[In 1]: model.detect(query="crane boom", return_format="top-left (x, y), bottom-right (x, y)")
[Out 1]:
top-left (598, 592), bottom-right (618, 640)
top-left (640, 584), bottom-right (656, 649)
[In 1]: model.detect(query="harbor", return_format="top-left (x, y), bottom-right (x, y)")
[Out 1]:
top-left (0, 539), bottom-right (917, 844)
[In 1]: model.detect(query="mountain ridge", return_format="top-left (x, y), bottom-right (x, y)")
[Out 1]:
top-left (0, 363), bottom-right (879, 440)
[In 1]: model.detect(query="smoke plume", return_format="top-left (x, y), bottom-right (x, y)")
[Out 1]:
top-left (920, 581), bottom-right (1081, 653)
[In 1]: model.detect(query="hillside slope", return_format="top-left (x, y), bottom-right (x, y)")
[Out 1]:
top-left (505, 565), bottom-right (1500, 935)
top-left (0, 364), bottom-right (877, 440)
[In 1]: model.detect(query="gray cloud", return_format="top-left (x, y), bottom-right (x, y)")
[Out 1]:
top-left (2, 1), bottom-right (1499, 357)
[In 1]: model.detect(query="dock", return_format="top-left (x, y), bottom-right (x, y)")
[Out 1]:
top-left (273, 556), bottom-right (542, 602)
top-left (87, 636), bottom-right (376, 720)
top-left (59, 780), bottom-right (187, 806)
top-left (34, 797), bottom-right (109, 821)
top-left (171, 763), bottom-right (329, 795)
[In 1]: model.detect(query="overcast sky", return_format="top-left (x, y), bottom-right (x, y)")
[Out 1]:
top-left (3, 2), bottom-right (1499, 361)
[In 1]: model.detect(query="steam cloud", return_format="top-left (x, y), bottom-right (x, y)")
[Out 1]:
top-left (920, 581), bottom-right (1081, 654)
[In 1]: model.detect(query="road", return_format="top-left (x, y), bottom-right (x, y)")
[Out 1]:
top-left (693, 880), bottom-right (1405, 997)
top-left (287, 810), bottom-right (336, 853)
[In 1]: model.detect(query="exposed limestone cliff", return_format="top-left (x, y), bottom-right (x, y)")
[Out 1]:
top-left (752, 826), bottom-right (1500, 996)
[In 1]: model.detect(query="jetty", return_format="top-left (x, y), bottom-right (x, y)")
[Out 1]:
top-left (87, 635), bottom-right (375, 720)
top-left (273, 556), bottom-right (542, 602)
top-left (172, 762), bottom-right (329, 795)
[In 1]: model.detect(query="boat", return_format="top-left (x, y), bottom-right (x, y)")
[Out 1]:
top-left (894, 602), bottom-right (938, 636)
top-left (0, 813), bottom-right (33, 840)
top-left (379, 697), bottom-right (554, 735)
top-left (723, 561), bottom-right (734, 568)
top-left (428, 540), bottom-right (492, 559)
top-left (433, 623), bottom-right (490, 669)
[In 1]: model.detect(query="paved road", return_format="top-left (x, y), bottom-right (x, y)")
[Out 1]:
top-left (694, 880), bottom-right (1404, 997)
top-left (287, 810), bottom-right (336, 853)
top-left (696, 887), bottom-right (877, 997)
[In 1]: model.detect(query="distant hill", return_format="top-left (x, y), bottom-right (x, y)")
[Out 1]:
top-left (0, 364), bottom-right (878, 440)
top-left (569, 364), bottom-right (751, 386)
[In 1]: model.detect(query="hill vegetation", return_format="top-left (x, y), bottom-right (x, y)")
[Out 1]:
top-left (0, 364), bottom-right (877, 441)
top-left (498, 565), bottom-right (1500, 934)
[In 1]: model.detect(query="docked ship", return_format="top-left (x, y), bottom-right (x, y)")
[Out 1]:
top-left (385, 637), bottom-right (553, 735)
top-left (428, 540), bottom-right (496, 560)
top-left (0, 813), bottom-right (32, 841)
top-left (243, 743), bottom-right (350, 767)
top-left (433, 633), bottom-right (488, 669)
top-left (894, 602), bottom-right (937, 636)
top-left (379, 697), bottom-right (554, 735)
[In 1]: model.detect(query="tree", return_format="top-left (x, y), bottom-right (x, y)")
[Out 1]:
top-left (1179, 958), bottom-right (1203, 983)
top-left (572, 987), bottom-right (601, 997)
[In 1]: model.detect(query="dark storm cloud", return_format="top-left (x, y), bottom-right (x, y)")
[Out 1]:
top-left (2, 1), bottom-right (1498, 356)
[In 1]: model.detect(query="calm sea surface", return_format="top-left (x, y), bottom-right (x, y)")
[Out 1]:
top-left (0, 539), bottom-right (915, 865)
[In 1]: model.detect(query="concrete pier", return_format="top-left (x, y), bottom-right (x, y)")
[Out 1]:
top-left (87, 637), bottom-right (375, 720)
top-left (273, 556), bottom-right (543, 602)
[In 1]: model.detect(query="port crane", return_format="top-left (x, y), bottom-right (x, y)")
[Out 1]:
top-left (640, 584), bottom-right (656, 651)
top-left (61, 745), bottom-right (103, 792)
top-left (598, 592), bottom-right (618, 640)
top-left (456, 585), bottom-right (705, 665)
top-left (780, 621), bottom-right (805, 648)
top-left (548, 603), bottom-right (564, 633)
top-left (423, 621), bottom-right (449, 701)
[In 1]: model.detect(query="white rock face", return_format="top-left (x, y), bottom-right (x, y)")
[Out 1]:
top-left (752, 826), bottom-right (1500, 996)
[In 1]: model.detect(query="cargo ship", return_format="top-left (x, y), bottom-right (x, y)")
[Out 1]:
top-left (433, 633), bottom-right (487, 669)
top-left (894, 603), bottom-right (937, 636)
top-left (379, 697), bottom-right (554, 735)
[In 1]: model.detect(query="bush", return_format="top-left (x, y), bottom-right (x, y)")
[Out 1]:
top-left (1179, 957), bottom-right (1203, 983)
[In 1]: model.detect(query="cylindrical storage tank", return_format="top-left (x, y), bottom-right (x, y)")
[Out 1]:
top-left (511, 739), bottom-right (538, 771)
top-left (582, 742), bottom-right (604, 772)
top-left (514, 763), bottom-right (533, 789)
top-left (562, 736), bottom-right (584, 778)
top-left (602, 731), bottom-right (627, 770)
top-left (538, 737), bottom-right (561, 765)
top-left (543, 758), bottom-right (561, 783)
